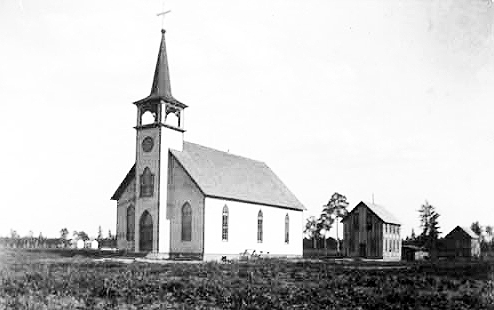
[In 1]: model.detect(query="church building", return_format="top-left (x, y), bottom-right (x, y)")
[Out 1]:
top-left (110, 29), bottom-right (305, 260)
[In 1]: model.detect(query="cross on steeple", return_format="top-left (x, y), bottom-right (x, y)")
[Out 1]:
top-left (157, 0), bottom-right (171, 31)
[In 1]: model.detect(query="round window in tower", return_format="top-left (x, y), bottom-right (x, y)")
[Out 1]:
top-left (142, 136), bottom-right (154, 153)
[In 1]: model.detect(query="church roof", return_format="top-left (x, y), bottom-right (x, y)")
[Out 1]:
top-left (170, 142), bottom-right (306, 211)
top-left (341, 201), bottom-right (401, 225)
top-left (110, 164), bottom-right (135, 200)
top-left (134, 30), bottom-right (186, 108)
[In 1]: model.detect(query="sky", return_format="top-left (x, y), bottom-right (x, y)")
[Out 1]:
top-left (0, 0), bottom-right (493, 239)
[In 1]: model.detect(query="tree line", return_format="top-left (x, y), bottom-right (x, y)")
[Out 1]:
top-left (0, 226), bottom-right (116, 249)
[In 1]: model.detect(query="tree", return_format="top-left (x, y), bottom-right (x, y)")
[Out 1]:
top-left (486, 225), bottom-right (493, 238)
top-left (60, 228), bottom-right (69, 240)
top-left (79, 231), bottom-right (89, 241)
top-left (304, 216), bottom-right (319, 249)
top-left (486, 225), bottom-right (494, 251)
top-left (418, 201), bottom-right (441, 255)
top-left (428, 212), bottom-right (440, 246)
top-left (419, 201), bottom-right (435, 237)
top-left (73, 231), bottom-right (89, 241)
top-left (317, 212), bottom-right (334, 251)
top-left (10, 229), bottom-right (19, 239)
top-left (321, 192), bottom-right (349, 253)
top-left (471, 221), bottom-right (490, 252)
top-left (471, 221), bottom-right (482, 237)
top-left (97, 226), bottom-right (103, 240)
top-left (411, 228), bottom-right (416, 240)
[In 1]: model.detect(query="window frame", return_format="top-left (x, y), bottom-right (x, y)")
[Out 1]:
top-left (181, 203), bottom-right (192, 242)
top-left (126, 205), bottom-right (135, 241)
top-left (222, 205), bottom-right (229, 241)
top-left (284, 214), bottom-right (289, 244)
top-left (257, 210), bottom-right (263, 243)
top-left (140, 167), bottom-right (155, 198)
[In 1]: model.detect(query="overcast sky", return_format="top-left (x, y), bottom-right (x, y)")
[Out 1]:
top-left (1, 0), bottom-right (493, 239)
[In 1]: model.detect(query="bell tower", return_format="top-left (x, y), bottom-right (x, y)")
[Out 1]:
top-left (133, 29), bottom-right (187, 254)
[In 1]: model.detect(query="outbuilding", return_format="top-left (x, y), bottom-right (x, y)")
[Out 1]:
top-left (442, 226), bottom-right (480, 259)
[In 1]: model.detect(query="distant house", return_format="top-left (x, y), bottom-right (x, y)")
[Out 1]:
top-left (75, 239), bottom-right (84, 249)
top-left (341, 201), bottom-right (401, 260)
top-left (84, 239), bottom-right (99, 250)
top-left (442, 226), bottom-right (480, 259)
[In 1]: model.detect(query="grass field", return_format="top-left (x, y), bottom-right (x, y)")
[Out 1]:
top-left (0, 249), bottom-right (493, 309)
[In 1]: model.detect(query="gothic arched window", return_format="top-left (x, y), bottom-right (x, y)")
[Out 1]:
top-left (285, 214), bottom-right (289, 244)
top-left (140, 167), bottom-right (154, 197)
top-left (126, 205), bottom-right (135, 241)
top-left (257, 210), bottom-right (263, 243)
top-left (222, 205), bottom-right (229, 241)
top-left (182, 203), bottom-right (192, 241)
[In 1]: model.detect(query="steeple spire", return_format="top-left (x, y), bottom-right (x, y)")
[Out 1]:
top-left (151, 29), bottom-right (173, 99)
top-left (134, 29), bottom-right (186, 108)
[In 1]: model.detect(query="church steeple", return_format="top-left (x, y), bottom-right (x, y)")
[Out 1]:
top-left (130, 27), bottom-right (185, 253)
top-left (134, 29), bottom-right (186, 130)
top-left (150, 29), bottom-right (173, 101)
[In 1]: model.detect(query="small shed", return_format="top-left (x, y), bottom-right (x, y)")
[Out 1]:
top-left (443, 226), bottom-right (481, 259)
top-left (401, 245), bottom-right (428, 261)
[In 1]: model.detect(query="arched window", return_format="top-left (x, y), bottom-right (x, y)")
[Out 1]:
top-left (257, 210), bottom-right (263, 243)
top-left (126, 205), bottom-right (135, 241)
top-left (181, 203), bottom-right (192, 241)
top-left (141, 110), bottom-right (156, 125)
top-left (222, 205), bottom-right (229, 241)
top-left (140, 167), bottom-right (154, 197)
top-left (285, 214), bottom-right (289, 244)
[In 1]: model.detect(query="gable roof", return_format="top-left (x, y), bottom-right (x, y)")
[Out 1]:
top-left (341, 201), bottom-right (401, 225)
top-left (460, 226), bottom-right (479, 239)
top-left (110, 164), bottom-right (135, 200)
top-left (170, 142), bottom-right (305, 211)
top-left (446, 226), bottom-right (479, 239)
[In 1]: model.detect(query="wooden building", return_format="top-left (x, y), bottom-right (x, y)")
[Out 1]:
top-left (341, 201), bottom-right (401, 260)
top-left (442, 226), bottom-right (480, 259)
top-left (402, 244), bottom-right (428, 261)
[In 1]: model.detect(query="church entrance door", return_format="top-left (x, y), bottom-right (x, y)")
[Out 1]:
top-left (139, 211), bottom-right (153, 252)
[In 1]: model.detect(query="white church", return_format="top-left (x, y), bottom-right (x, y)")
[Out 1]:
top-left (111, 29), bottom-right (305, 260)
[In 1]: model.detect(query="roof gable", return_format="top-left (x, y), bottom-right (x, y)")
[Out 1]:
top-left (341, 201), bottom-right (401, 225)
top-left (111, 164), bottom-right (135, 200)
top-left (446, 226), bottom-right (479, 239)
top-left (170, 142), bottom-right (305, 211)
